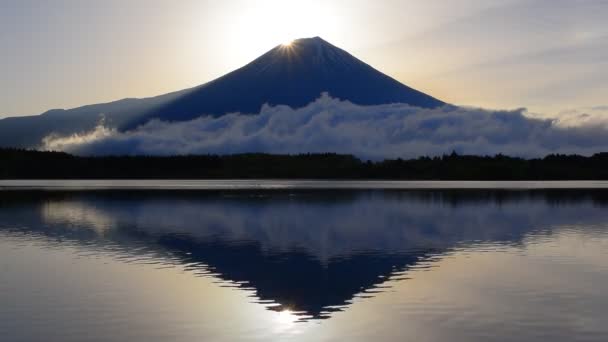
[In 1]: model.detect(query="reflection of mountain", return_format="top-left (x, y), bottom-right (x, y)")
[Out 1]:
top-left (157, 235), bottom-right (433, 318)
top-left (1, 190), bottom-right (607, 319)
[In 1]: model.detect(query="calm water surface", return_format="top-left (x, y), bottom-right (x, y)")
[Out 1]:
top-left (1, 184), bottom-right (608, 341)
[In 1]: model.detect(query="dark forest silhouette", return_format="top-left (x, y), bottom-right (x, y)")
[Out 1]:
top-left (2, 148), bottom-right (608, 179)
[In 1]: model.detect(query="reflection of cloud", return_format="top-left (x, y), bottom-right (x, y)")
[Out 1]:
top-left (31, 192), bottom-right (608, 263)
top-left (42, 201), bottom-right (116, 234)
top-left (42, 95), bottom-right (608, 159)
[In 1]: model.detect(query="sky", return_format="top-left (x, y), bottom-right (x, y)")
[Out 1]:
top-left (1, 0), bottom-right (607, 118)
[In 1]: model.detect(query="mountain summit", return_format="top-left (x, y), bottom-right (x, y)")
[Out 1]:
top-left (0, 37), bottom-right (444, 148)
top-left (131, 36), bottom-right (443, 125)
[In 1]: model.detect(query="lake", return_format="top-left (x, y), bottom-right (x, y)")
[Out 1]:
top-left (1, 182), bottom-right (608, 341)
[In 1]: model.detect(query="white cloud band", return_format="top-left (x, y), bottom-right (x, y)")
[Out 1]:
top-left (42, 94), bottom-right (608, 159)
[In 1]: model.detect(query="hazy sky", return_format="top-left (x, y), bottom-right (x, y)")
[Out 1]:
top-left (1, 0), bottom-right (607, 117)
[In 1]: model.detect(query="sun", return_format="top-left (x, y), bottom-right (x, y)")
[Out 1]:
top-left (224, 0), bottom-right (341, 59)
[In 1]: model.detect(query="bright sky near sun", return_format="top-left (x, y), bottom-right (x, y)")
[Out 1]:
top-left (1, 0), bottom-right (607, 117)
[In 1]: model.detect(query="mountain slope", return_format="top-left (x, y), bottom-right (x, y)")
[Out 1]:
top-left (0, 89), bottom-right (191, 148)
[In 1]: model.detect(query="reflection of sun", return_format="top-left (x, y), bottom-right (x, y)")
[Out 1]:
top-left (276, 309), bottom-right (297, 325)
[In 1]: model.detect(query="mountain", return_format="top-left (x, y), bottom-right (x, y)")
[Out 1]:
top-left (0, 37), bottom-right (444, 148)
top-left (125, 36), bottom-right (444, 127)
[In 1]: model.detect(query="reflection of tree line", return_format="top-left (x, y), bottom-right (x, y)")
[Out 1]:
top-left (1, 190), bottom-right (608, 319)
top-left (3, 188), bottom-right (608, 207)
top-left (3, 149), bottom-right (608, 179)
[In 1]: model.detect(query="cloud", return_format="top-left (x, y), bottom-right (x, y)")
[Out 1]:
top-left (41, 94), bottom-right (608, 159)
top-left (554, 106), bottom-right (608, 128)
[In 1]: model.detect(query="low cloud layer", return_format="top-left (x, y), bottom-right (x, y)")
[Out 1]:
top-left (42, 94), bottom-right (608, 159)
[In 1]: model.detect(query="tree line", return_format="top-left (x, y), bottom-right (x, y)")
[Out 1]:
top-left (2, 148), bottom-right (608, 180)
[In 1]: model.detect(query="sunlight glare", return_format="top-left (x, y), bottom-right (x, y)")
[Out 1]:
top-left (276, 309), bottom-right (297, 325)
top-left (224, 0), bottom-right (341, 62)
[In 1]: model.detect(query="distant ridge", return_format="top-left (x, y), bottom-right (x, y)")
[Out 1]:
top-left (0, 37), bottom-right (444, 148)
